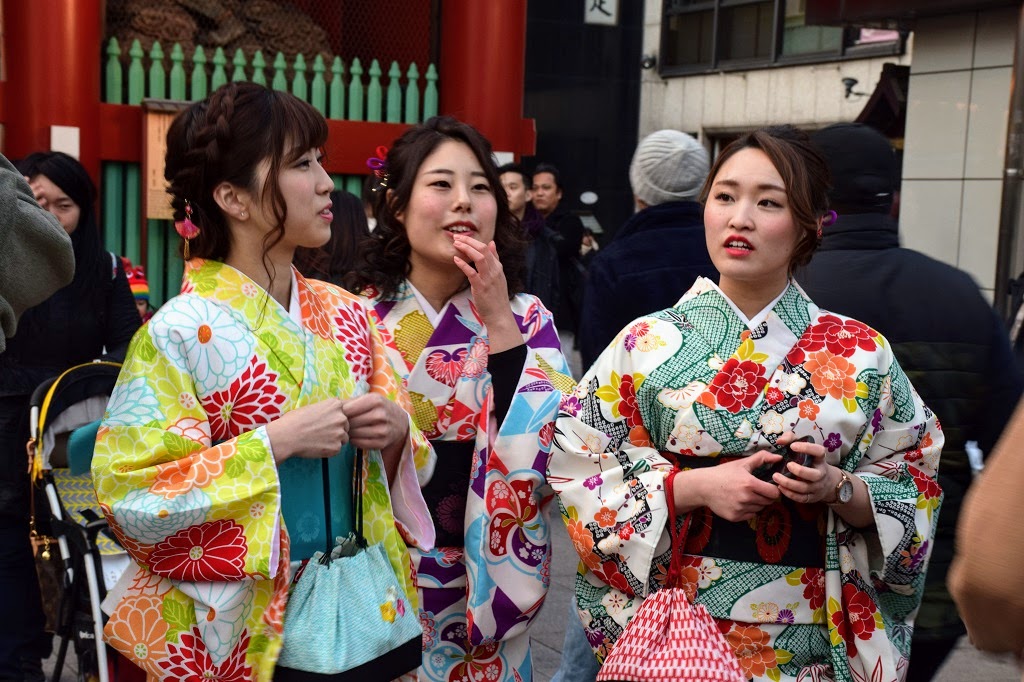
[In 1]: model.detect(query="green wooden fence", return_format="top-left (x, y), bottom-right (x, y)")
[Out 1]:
top-left (102, 38), bottom-right (439, 305)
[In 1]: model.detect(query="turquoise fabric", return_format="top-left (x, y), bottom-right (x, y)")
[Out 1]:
top-left (67, 419), bottom-right (101, 476)
top-left (277, 444), bottom-right (355, 562)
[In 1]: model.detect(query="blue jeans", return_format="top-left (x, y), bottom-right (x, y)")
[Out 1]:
top-left (550, 598), bottom-right (599, 682)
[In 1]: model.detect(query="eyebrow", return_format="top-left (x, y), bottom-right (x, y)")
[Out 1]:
top-left (713, 178), bottom-right (787, 193)
top-left (422, 167), bottom-right (487, 175)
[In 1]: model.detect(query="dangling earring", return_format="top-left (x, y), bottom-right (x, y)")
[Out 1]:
top-left (175, 199), bottom-right (200, 259)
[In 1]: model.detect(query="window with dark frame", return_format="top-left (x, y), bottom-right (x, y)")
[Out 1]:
top-left (660, 0), bottom-right (904, 76)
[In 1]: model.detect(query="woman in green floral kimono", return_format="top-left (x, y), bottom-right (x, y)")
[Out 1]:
top-left (548, 126), bottom-right (943, 682)
top-left (91, 82), bottom-right (434, 682)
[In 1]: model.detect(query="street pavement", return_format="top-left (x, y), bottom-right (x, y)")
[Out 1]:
top-left (46, 517), bottom-right (1021, 681)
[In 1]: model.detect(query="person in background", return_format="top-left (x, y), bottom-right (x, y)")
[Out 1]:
top-left (578, 129), bottom-right (718, 371)
top-left (122, 258), bottom-right (154, 322)
top-left (795, 122), bottom-right (1023, 682)
top-left (90, 81), bottom-right (433, 681)
top-left (352, 116), bottom-right (573, 682)
top-left (0, 152), bottom-right (74, 354)
top-left (532, 163), bottom-right (584, 376)
top-left (1, 151), bottom-right (139, 682)
top-left (294, 189), bottom-right (372, 292)
top-left (499, 163), bottom-right (558, 333)
top-left (550, 126), bottom-right (943, 681)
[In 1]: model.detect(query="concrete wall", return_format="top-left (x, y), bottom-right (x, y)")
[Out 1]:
top-left (900, 6), bottom-right (1018, 297)
top-left (639, 0), bottom-right (911, 137)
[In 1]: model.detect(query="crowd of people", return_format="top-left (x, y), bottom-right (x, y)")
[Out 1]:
top-left (1, 79), bottom-right (1023, 682)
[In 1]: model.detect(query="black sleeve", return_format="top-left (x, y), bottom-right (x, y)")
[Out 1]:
top-left (102, 259), bottom-right (142, 362)
top-left (489, 343), bottom-right (528, 425)
top-left (579, 255), bottom-right (612, 370)
top-left (554, 214), bottom-right (585, 261)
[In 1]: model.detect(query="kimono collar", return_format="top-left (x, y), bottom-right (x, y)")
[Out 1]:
top-left (679, 276), bottom-right (817, 344)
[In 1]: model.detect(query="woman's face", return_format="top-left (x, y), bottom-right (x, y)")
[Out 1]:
top-left (397, 139), bottom-right (497, 277)
top-left (30, 174), bottom-right (80, 234)
top-left (703, 147), bottom-right (800, 299)
top-left (251, 148), bottom-right (335, 251)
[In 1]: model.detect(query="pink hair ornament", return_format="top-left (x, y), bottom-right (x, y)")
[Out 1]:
top-left (175, 199), bottom-right (200, 259)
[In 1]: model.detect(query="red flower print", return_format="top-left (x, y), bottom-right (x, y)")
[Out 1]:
top-left (447, 640), bottom-right (503, 682)
top-left (618, 374), bottom-right (643, 428)
top-left (424, 348), bottom-right (468, 387)
top-left (801, 568), bottom-right (826, 611)
top-left (149, 520), bottom-right (248, 582)
top-left (462, 338), bottom-right (489, 378)
top-left (486, 479), bottom-right (544, 566)
top-left (201, 357), bottom-right (286, 442)
top-left (910, 467), bottom-right (942, 500)
top-left (803, 351), bottom-right (858, 401)
top-left (157, 626), bottom-right (252, 681)
top-left (766, 387), bottom-right (786, 405)
top-left (833, 583), bottom-right (879, 656)
top-left (708, 358), bottom-right (768, 413)
top-left (593, 560), bottom-right (631, 594)
top-left (333, 304), bottom-right (372, 381)
top-left (790, 314), bottom-right (877, 363)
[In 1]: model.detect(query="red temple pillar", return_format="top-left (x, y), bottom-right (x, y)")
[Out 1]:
top-left (4, 0), bottom-right (103, 182)
top-left (439, 0), bottom-right (532, 156)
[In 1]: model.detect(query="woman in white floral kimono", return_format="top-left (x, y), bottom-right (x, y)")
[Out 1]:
top-left (549, 126), bottom-right (943, 682)
top-left (91, 82), bottom-right (434, 682)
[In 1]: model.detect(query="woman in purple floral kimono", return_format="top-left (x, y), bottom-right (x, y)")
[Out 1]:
top-left (351, 117), bottom-right (573, 682)
top-left (548, 126), bottom-right (944, 682)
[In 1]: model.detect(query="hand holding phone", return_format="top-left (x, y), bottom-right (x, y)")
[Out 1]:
top-left (752, 435), bottom-right (815, 483)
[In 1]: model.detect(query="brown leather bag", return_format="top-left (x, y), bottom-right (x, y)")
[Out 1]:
top-left (27, 435), bottom-right (63, 634)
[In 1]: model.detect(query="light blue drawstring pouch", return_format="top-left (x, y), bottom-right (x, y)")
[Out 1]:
top-left (276, 448), bottom-right (422, 679)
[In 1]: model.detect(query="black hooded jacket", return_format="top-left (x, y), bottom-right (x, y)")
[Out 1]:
top-left (796, 211), bottom-right (1023, 639)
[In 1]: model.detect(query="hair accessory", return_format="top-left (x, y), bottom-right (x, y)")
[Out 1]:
top-left (366, 145), bottom-right (389, 192)
top-left (822, 209), bottom-right (838, 226)
top-left (175, 199), bottom-right (200, 259)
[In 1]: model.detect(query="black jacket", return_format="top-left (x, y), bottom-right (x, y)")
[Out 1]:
top-left (543, 207), bottom-right (584, 334)
top-left (0, 256), bottom-right (139, 519)
top-left (796, 212), bottom-right (1023, 640)
top-left (578, 201), bottom-right (718, 369)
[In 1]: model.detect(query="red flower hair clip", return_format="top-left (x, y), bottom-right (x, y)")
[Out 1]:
top-left (366, 145), bottom-right (389, 191)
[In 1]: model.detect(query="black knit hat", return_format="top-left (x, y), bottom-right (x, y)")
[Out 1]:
top-left (811, 123), bottom-right (897, 215)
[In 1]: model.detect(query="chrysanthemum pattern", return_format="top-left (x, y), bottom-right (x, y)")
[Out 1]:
top-left (93, 260), bottom-right (432, 681)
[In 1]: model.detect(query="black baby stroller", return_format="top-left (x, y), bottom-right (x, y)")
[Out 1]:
top-left (26, 360), bottom-right (129, 682)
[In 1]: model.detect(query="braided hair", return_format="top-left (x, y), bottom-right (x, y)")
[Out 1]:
top-left (164, 82), bottom-right (328, 263)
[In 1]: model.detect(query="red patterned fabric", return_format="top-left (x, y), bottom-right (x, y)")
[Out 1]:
top-left (597, 472), bottom-right (745, 682)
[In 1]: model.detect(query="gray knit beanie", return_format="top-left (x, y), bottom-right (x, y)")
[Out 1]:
top-left (629, 129), bottom-right (709, 206)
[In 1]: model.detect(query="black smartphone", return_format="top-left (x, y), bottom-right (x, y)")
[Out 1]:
top-left (752, 436), bottom-right (815, 483)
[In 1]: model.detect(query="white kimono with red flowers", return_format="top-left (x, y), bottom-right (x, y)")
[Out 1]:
top-left (91, 260), bottom-right (434, 682)
top-left (548, 277), bottom-right (943, 682)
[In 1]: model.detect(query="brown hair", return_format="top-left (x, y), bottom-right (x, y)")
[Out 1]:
top-left (699, 125), bottom-right (830, 270)
top-left (351, 116), bottom-right (525, 302)
top-left (164, 81), bottom-right (328, 264)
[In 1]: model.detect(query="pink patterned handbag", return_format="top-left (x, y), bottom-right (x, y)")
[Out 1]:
top-left (597, 471), bottom-right (746, 682)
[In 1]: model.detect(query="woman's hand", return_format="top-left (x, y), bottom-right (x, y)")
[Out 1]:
top-left (343, 393), bottom-right (410, 484)
top-left (342, 393), bottom-right (409, 451)
top-left (452, 234), bottom-right (523, 353)
top-left (771, 432), bottom-right (834, 504)
top-left (675, 451), bottom-right (782, 522)
top-left (264, 398), bottom-right (349, 463)
top-left (25, 176), bottom-right (47, 209)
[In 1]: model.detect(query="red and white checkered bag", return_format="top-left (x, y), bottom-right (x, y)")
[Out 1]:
top-left (597, 471), bottom-right (746, 682)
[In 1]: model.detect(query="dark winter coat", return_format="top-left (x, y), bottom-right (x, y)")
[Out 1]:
top-left (578, 201), bottom-right (718, 369)
top-left (796, 211), bottom-right (1024, 642)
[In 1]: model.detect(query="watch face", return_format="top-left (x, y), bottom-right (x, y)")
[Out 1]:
top-left (838, 479), bottom-right (854, 504)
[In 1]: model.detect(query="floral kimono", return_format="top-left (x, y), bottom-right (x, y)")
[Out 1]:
top-left (371, 282), bottom-right (573, 682)
top-left (548, 277), bottom-right (943, 682)
top-left (91, 260), bottom-right (434, 682)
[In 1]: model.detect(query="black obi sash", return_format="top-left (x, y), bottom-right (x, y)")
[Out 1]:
top-left (670, 452), bottom-right (827, 568)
